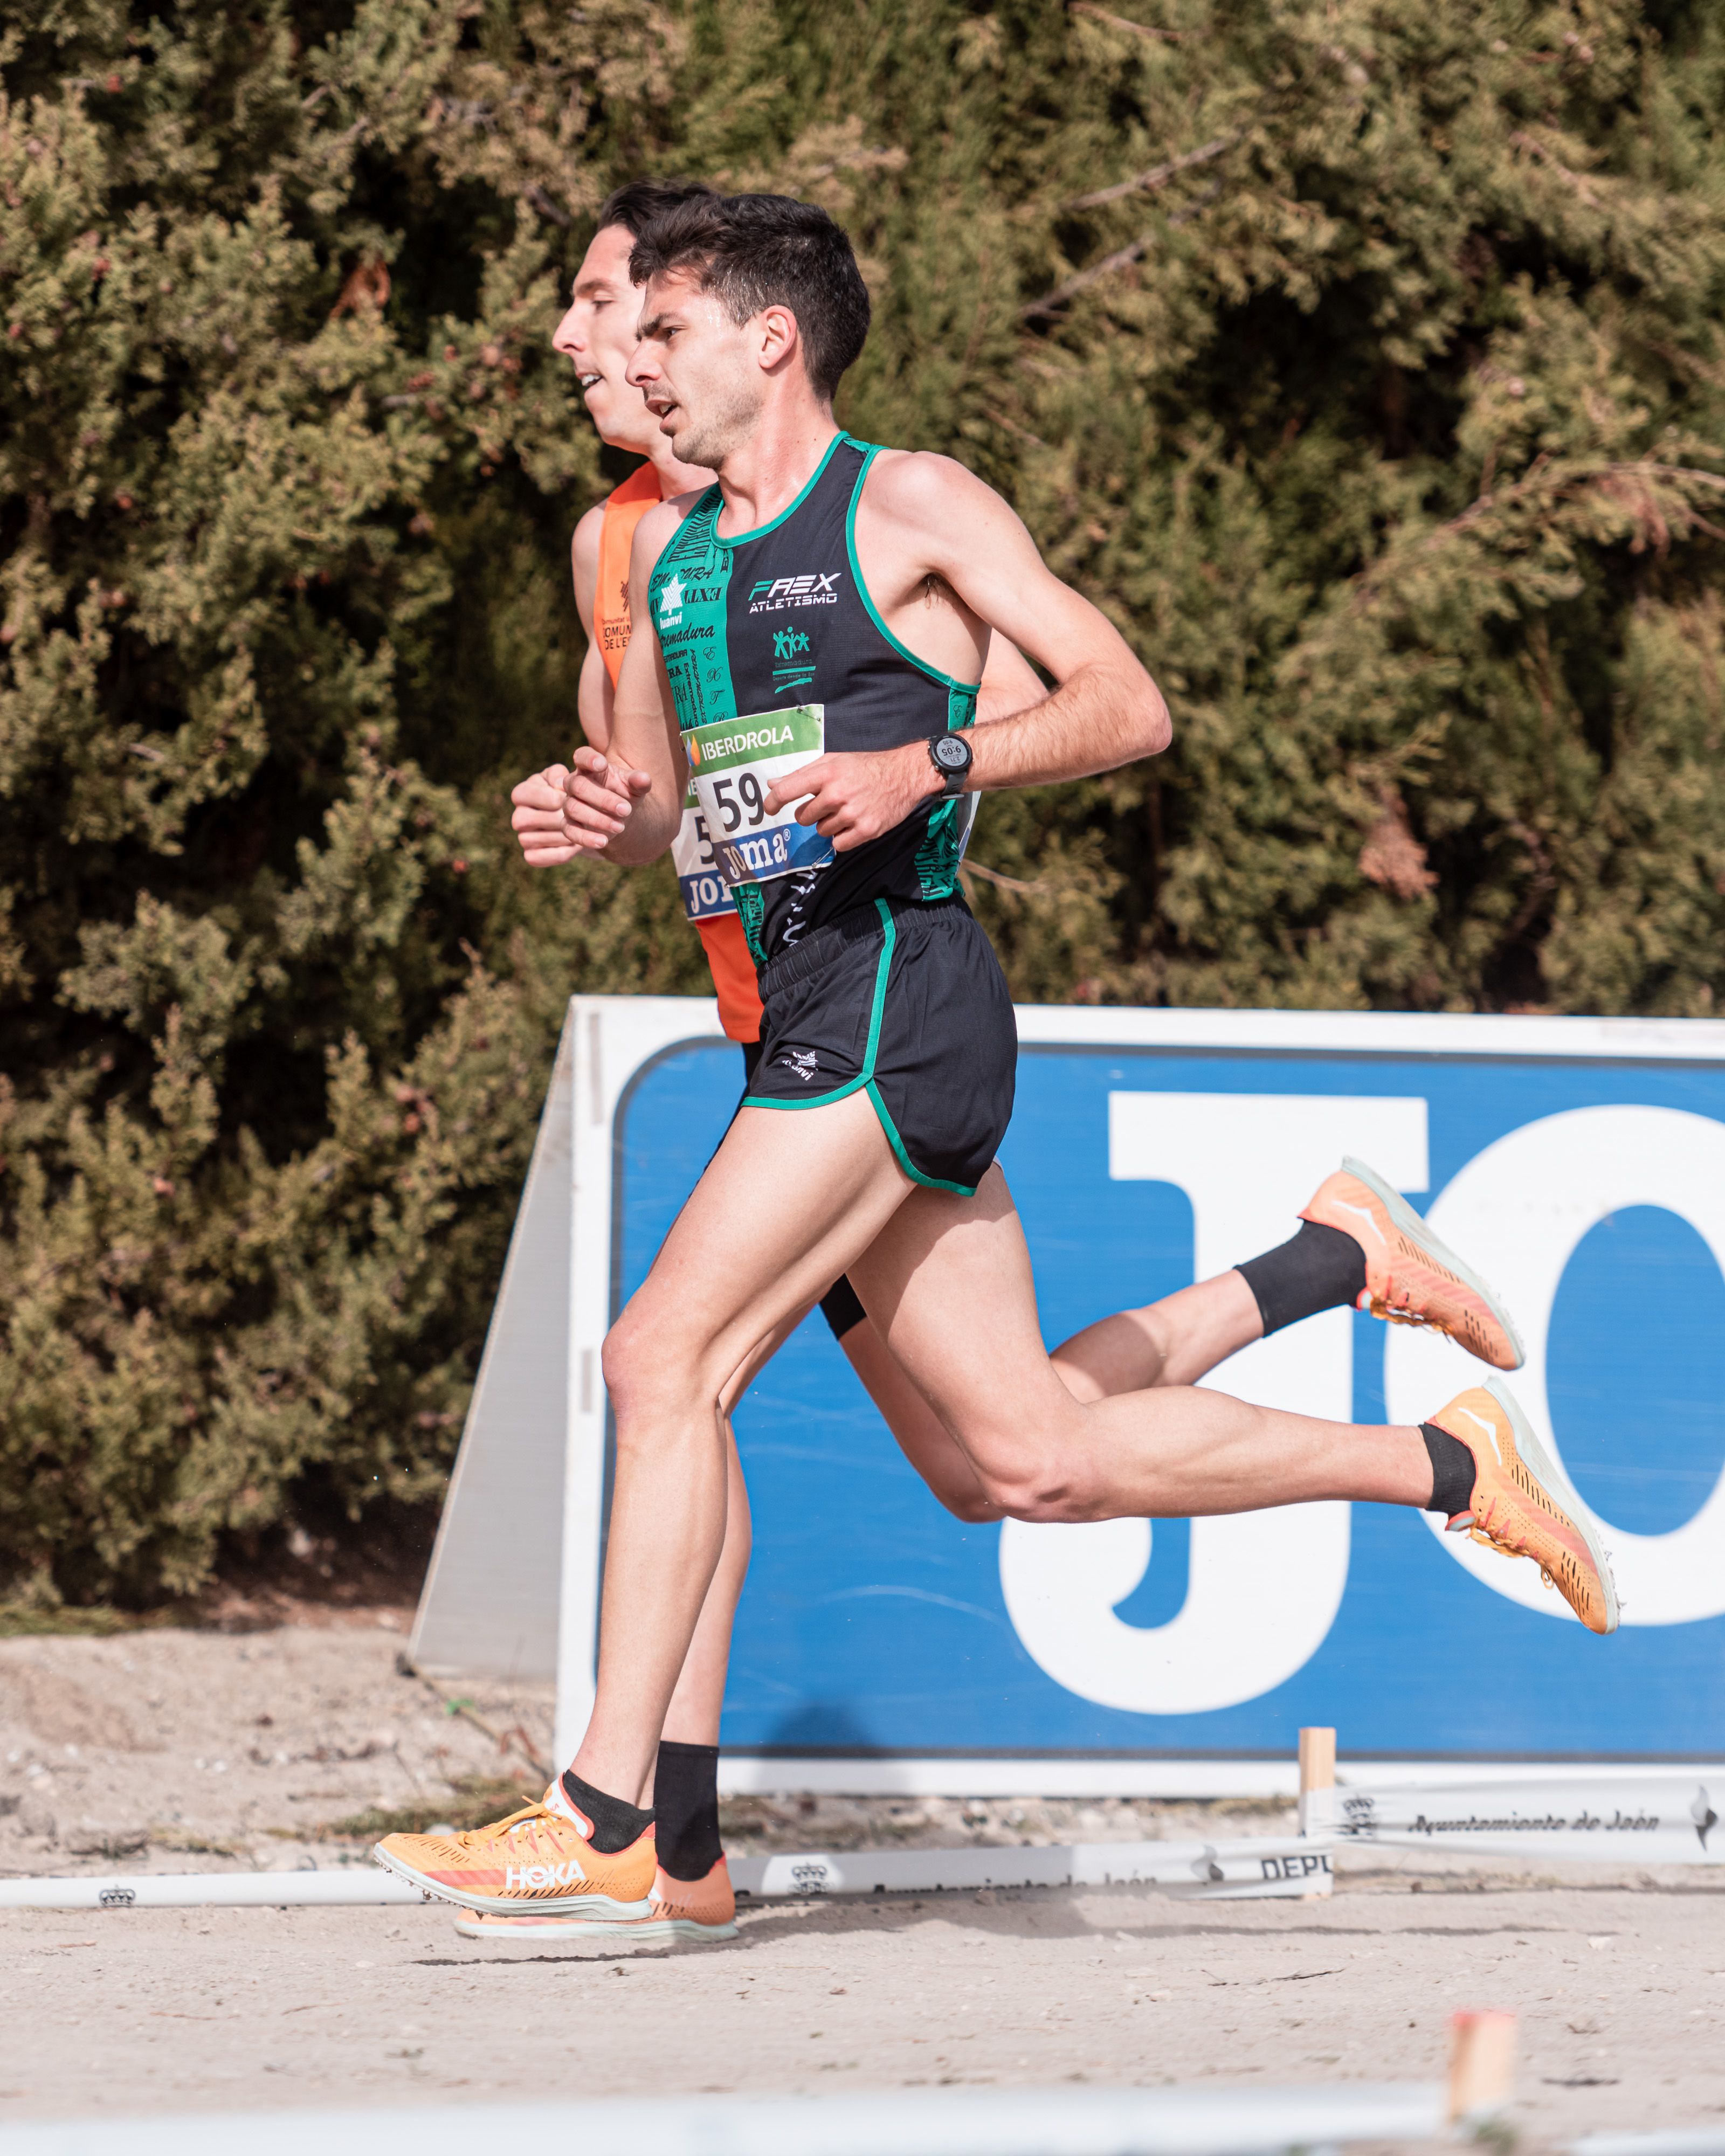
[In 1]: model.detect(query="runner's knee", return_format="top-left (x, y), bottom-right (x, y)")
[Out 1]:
top-left (941, 1406), bottom-right (1092, 1522)
top-left (602, 1310), bottom-right (722, 1426)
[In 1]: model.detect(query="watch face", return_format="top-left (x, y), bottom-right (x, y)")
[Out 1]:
top-left (933, 736), bottom-right (970, 771)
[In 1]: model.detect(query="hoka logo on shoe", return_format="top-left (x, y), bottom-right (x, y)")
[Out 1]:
top-left (505, 1859), bottom-right (586, 1891)
top-left (1455, 1405), bottom-right (1503, 1463)
top-left (1328, 1197), bottom-right (1385, 1247)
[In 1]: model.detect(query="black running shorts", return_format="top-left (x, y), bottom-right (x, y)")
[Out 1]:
top-left (743, 895), bottom-right (1016, 1197)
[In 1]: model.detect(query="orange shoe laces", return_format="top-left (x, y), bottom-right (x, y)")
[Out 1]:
top-left (1462, 1491), bottom-right (1557, 1593)
top-left (1364, 1290), bottom-right (1433, 1326)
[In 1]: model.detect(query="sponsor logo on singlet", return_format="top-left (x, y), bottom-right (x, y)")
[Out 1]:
top-left (747, 571), bottom-right (841, 613)
top-left (601, 576), bottom-right (632, 662)
top-left (771, 626), bottom-right (816, 697)
top-left (658, 572), bottom-right (724, 631)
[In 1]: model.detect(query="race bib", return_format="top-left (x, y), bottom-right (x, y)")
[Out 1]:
top-left (670, 787), bottom-right (735, 922)
top-left (684, 703), bottom-right (835, 887)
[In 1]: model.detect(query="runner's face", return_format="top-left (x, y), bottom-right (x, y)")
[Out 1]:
top-left (627, 270), bottom-right (764, 471)
top-left (551, 224), bottom-right (659, 454)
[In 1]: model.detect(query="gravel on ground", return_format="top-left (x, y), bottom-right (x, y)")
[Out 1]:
top-left (3, 1621), bottom-right (1721, 2150)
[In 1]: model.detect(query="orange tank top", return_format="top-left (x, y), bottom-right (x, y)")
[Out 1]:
top-left (595, 469), bottom-right (762, 1044)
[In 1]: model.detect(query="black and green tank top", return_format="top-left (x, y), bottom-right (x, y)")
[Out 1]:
top-left (646, 433), bottom-right (977, 966)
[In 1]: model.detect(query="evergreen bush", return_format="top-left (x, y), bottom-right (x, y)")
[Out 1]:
top-left (4, 1), bottom-right (1723, 1605)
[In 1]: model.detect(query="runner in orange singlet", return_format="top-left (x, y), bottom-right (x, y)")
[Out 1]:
top-left (588, 458), bottom-right (764, 1042)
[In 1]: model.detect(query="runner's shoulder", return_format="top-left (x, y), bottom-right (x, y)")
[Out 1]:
top-left (570, 501), bottom-right (612, 632)
top-left (858, 445), bottom-right (996, 524)
top-left (570, 499), bottom-right (605, 591)
top-left (629, 488), bottom-right (711, 578)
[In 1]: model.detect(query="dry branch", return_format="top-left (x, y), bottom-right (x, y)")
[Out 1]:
top-left (1065, 131), bottom-right (1239, 211)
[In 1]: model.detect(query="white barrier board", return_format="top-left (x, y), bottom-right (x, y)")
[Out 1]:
top-left (732, 1835), bottom-right (1330, 1901)
top-left (0, 2084), bottom-right (1447, 2156)
top-left (413, 996), bottom-right (1725, 1794)
top-left (1326, 1774), bottom-right (1724, 1865)
top-left (0, 1836), bottom-right (1325, 1912)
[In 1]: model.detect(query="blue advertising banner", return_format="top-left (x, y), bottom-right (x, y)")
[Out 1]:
top-left (612, 1027), bottom-right (1725, 1764)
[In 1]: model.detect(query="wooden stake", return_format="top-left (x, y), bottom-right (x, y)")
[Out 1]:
top-left (1298, 1726), bottom-right (1336, 1837)
top-left (1448, 2010), bottom-right (1517, 2122)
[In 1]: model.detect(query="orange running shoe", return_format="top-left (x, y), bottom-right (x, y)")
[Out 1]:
top-left (453, 1856), bottom-right (738, 1945)
top-left (372, 1792), bottom-right (656, 1918)
top-left (1426, 1378), bottom-right (1619, 1635)
top-left (1302, 1155), bottom-right (1524, 1370)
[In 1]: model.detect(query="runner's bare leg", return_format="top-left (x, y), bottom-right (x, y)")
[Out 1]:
top-left (651, 1307), bottom-right (804, 1775)
top-left (1052, 1270), bottom-right (1264, 1395)
top-left (841, 1267), bottom-right (1266, 1518)
top-left (587, 1109), bottom-right (1433, 1806)
top-left (847, 1167), bottom-right (1432, 1520)
top-left (650, 1257), bottom-right (1259, 1757)
top-left (654, 1427), bottom-right (751, 1766)
top-left (578, 1091), bottom-right (912, 1806)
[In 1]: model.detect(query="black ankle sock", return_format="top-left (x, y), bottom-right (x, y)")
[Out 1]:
top-left (558, 1770), bottom-right (654, 1855)
top-left (652, 1740), bottom-right (723, 1883)
top-left (1235, 1219), bottom-right (1368, 1336)
top-left (1421, 1423), bottom-right (1478, 1518)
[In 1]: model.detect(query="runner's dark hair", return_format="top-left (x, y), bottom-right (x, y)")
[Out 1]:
top-left (628, 192), bottom-right (871, 402)
top-left (595, 178), bottom-right (720, 238)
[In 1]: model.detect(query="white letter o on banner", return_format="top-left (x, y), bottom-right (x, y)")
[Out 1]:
top-left (1383, 1104), bottom-right (1725, 1627)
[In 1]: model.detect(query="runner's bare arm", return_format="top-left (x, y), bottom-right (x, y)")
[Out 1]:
top-left (508, 503), bottom-right (612, 868)
top-left (766, 453), bottom-right (1168, 847)
top-left (557, 496), bottom-right (690, 865)
top-left (571, 501), bottom-right (613, 752)
top-left (977, 634), bottom-right (1046, 727)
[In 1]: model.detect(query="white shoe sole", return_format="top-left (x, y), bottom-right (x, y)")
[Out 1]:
top-left (370, 1843), bottom-right (654, 1920)
top-left (1484, 1376), bottom-right (1619, 1634)
top-left (1341, 1153), bottom-right (1526, 1369)
top-left (453, 1912), bottom-right (737, 1943)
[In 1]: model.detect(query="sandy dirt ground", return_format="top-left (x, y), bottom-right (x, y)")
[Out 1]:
top-left (3, 1623), bottom-right (1722, 2148)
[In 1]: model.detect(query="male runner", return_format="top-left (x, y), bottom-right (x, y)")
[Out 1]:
top-left (487, 182), bottom-right (1551, 1951)
top-left (495, 178), bottom-right (1048, 1943)
top-left (380, 191), bottom-right (1616, 1927)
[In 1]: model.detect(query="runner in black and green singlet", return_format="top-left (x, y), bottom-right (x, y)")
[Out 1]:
top-left (403, 192), bottom-right (1603, 1924)
top-left (646, 432), bottom-right (1005, 1189)
top-left (649, 433), bottom-right (977, 962)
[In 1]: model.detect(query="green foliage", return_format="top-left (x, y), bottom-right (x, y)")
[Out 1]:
top-left (4, 0), bottom-right (1725, 1604)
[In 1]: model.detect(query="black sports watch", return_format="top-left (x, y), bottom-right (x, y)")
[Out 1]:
top-left (928, 731), bottom-right (974, 797)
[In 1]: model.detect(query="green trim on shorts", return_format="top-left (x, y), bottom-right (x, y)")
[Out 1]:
top-left (740, 901), bottom-right (982, 1194)
top-left (863, 1077), bottom-right (979, 1197)
top-left (739, 900), bottom-right (896, 1114)
top-left (741, 1070), bottom-right (874, 1112)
